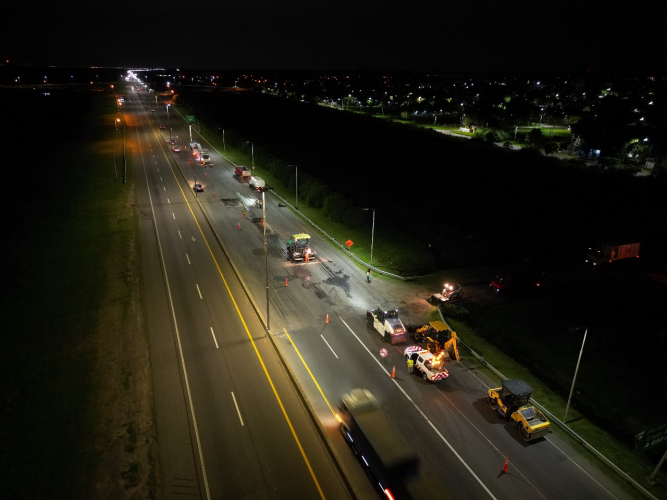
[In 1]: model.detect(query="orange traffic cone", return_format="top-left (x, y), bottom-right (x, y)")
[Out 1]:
top-left (238, 222), bottom-right (241, 230)
top-left (212, 192), bottom-right (215, 197)
top-left (391, 365), bottom-right (396, 379)
top-left (326, 313), bottom-right (329, 324)
top-left (502, 456), bottom-right (509, 473)
top-left (260, 218), bottom-right (264, 226)
top-left (205, 172), bottom-right (207, 177)
top-left (285, 277), bottom-right (288, 287)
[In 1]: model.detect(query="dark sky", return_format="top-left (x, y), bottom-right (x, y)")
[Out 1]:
top-left (4, 1), bottom-right (665, 72)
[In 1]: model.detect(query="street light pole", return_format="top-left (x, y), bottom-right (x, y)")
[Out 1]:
top-left (166, 103), bottom-right (170, 123)
top-left (564, 328), bottom-right (588, 424)
top-left (362, 208), bottom-right (375, 267)
top-left (263, 190), bottom-right (270, 330)
top-left (121, 113), bottom-right (126, 184)
top-left (295, 164), bottom-right (298, 210)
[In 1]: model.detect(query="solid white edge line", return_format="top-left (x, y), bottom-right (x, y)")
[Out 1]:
top-left (137, 127), bottom-right (211, 499)
top-left (196, 284), bottom-right (202, 299)
top-left (210, 327), bottom-right (219, 349)
top-left (320, 335), bottom-right (339, 359)
top-left (546, 440), bottom-right (620, 500)
top-left (231, 392), bottom-right (244, 426)
top-left (340, 318), bottom-right (497, 500)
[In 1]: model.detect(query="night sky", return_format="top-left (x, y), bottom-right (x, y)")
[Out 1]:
top-left (4, 1), bottom-right (665, 72)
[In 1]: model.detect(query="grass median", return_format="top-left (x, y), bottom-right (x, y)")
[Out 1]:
top-left (0, 89), bottom-right (158, 499)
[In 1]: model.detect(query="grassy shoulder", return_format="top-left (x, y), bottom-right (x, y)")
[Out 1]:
top-left (447, 315), bottom-right (665, 498)
top-left (197, 128), bottom-right (435, 275)
top-left (0, 90), bottom-right (158, 498)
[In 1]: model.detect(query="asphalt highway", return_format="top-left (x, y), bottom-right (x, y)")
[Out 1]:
top-left (127, 90), bottom-right (353, 499)
top-left (130, 84), bottom-right (638, 500)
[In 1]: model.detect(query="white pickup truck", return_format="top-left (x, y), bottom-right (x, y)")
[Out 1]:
top-left (404, 346), bottom-right (449, 382)
top-left (366, 304), bottom-right (407, 344)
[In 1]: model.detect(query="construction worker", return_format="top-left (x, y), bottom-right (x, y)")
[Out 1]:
top-left (408, 357), bottom-right (414, 374)
top-left (243, 209), bottom-right (246, 218)
top-left (366, 269), bottom-right (371, 283)
top-left (305, 251), bottom-right (309, 263)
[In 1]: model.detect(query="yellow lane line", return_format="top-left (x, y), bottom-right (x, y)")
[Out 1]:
top-left (154, 131), bottom-right (325, 500)
top-left (283, 328), bottom-right (337, 417)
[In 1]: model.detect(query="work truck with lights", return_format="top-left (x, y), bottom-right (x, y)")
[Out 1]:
top-left (367, 303), bottom-right (407, 344)
top-left (404, 346), bottom-right (449, 382)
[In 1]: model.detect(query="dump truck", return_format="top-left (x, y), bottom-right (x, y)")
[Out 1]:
top-left (235, 165), bottom-right (251, 181)
top-left (586, 242), bottom-right (640, 265)
top-left (285, 233), bottom-right (316, 262)
top-left (404, 346), bottom-right (449, 382)
top-left (488, 379), bottom-right (550, 441)
top-left (367, 303), bottom-right (407, 344)
top-left (413, 320), bottom-right (460, 361)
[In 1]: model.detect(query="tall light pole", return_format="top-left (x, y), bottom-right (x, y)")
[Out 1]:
top-left (289, 164), bottom-right (298, 209)
top-left (166, 103), bottom-right (170, 123)
top-left (564, 327), bottom-right (588, 424)
top-left (362, 208), bottom-right (375, 266)
top-left (262, 190), bottom-right (270, 330)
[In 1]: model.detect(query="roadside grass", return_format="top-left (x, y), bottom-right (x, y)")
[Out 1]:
top-left (189, 101), bottom-right (664, 496)
top-left (198, 130), bottom-right (434, 276)
top-left (0, 91), bottom-right (156, 498)
top-left (447, 315), bottom-right (665, 498)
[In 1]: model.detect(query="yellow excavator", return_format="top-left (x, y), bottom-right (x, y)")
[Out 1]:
top-left (413, 321), bottom-right (460, 361)
top-left (488, 379), bottom-right (550, 441)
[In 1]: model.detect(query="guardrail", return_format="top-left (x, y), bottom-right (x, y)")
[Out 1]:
top-left (436, 311), bottom-right (658, 500)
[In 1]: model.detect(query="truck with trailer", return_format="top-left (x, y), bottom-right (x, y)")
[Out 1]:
top-left (367, 303), bottom-right (407, 344)
top-left (338, 389), bottom-right (449, 499)
top-left (586, 242), bottom-right (640, 265)
top-left (235, 165), bottom-right (251, 181)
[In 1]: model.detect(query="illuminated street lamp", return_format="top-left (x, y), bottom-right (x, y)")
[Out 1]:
top-left (166, 103), bottom-right (170, 123)
top-left (362, 208), bottom-right (375, 266)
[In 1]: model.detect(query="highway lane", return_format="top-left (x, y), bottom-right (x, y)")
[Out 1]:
top-left (126, 89), bottom-right (352, 499)
top-left (151, 99), bottom-right (638, 499)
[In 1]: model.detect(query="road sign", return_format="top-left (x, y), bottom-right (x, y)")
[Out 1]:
top-left (636, 421), bottom-right (667, 453)
top-left (346, 239), bottom-right (353, 248)
top-left (379, 348), bottom-right (388, 358)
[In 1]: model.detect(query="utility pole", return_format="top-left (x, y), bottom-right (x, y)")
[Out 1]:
top-left (564, 328), bottom-right (588, 423)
